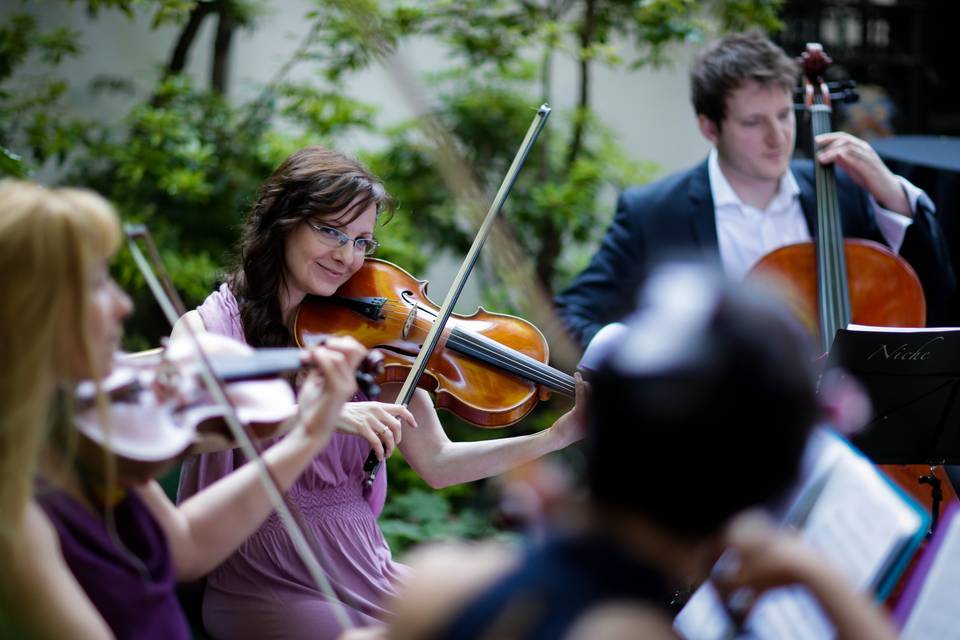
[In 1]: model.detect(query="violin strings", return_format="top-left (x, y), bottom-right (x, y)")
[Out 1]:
top-left (377, 302), bottom-right (576, 393)
top-left (447, 328), bottom-right (577, 394)
top-left (368, 301), bottom-right (576, 394)
top-left (374, 304), bottom-right (576, 394)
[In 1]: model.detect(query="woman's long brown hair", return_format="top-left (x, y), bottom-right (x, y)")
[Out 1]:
top-left (228, 146), bottom-right (394, 347)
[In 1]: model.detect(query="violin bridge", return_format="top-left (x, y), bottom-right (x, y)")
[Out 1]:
top-left (402, 305), bottom-right (416, 340)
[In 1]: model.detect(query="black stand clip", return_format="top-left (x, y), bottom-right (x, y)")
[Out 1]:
top-left (918, 470), bottom-right (944, 537)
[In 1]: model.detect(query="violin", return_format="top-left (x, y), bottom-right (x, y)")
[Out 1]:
top-left (73, 334), bottom-right (385, 481)
top-left (748, 43), bottom-right (957, 525)
top-left (293, 258), bottom-right (576, 428)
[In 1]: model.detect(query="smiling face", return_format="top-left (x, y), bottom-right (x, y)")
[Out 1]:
top-left (282, 202), bottom-right (377, 305)
top-left (699, 80), bottom-right (796, 187)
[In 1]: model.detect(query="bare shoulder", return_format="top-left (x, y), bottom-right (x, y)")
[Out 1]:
top-left (388, 540), bottom-right (518, 640)
top-left (565, 602), bottom-right (678, 640)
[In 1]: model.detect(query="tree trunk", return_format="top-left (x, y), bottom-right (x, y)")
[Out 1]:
top-left (212, 7), bottom-right (236, 94)
top-left (166, 2), bottom-right (213, 74)
top-left (535, 0), bottom-right (594, 294)
top-left (564, 0), bottom-right (595, 171)
top-left (536, 224), bottom-right (561, 295)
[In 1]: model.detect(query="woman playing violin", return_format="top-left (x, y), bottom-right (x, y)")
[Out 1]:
top-left (0, 179), bottom-right (366, 639)
top-left (174, 145), bottom-right (586, 639)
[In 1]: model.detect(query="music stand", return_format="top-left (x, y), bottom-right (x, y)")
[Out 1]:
top-left (825, 326), bottom-right (960, 531)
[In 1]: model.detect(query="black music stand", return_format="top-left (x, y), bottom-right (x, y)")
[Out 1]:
top-left (825, 326), bottom-right (960, 532)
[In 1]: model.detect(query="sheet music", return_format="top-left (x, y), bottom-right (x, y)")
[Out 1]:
top-left (748, 587), bottom-right (834, 640)
top-left (674, 430), bottom-right (924, 640)
top-left (845, 323), bottom-right (960, 333)
top-left (900, 514), bottom-right (960, 639)
top-left (672, 585), bottom-right (733, 640)
top-left (799, 454), bottom-right (923, 592)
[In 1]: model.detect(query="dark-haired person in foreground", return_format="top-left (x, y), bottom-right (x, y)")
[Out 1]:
top-left (387, 263), bottom-right (897, 640)
top-left (556, 31), bottom-right (955, 348)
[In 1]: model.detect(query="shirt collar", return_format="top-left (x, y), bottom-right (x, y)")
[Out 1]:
top-left (707, 148), bottom-right (800, 212)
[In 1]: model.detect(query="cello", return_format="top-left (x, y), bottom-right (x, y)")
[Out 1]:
top-left (749, 43), bottom-right (957, 525)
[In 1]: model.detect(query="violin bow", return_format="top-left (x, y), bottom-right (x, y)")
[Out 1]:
top-left (362, 101), bottom-right (552, 485)
top-left (124, 225), bottom-right (359, 631)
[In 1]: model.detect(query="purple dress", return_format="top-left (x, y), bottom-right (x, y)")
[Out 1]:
top-left (37, 487), bottom-right (190, 640)
top-left (177, 284), bottom-right (406, 639)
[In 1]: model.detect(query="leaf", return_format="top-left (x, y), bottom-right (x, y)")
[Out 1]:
top-left (0, 146), bottom-right (26, 177)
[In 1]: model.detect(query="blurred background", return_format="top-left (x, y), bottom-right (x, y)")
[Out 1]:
top-left (2, 0), bottom-right (956, 554)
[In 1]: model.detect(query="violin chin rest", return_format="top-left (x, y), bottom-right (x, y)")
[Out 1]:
top-left (74, 395), bottom-right (194, 463)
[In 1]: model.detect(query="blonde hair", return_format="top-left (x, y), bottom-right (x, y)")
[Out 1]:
top-left (0, 180), bottom-right (120, 548)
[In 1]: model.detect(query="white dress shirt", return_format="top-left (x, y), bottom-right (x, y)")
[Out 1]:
top-left (708, 148), bottom-right (922, 281)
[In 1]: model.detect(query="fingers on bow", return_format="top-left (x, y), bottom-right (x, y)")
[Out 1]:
top-left (367, 409), bottom-right (404, 460)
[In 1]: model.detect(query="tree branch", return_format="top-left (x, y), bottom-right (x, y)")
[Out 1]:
top-left (211, 7), bottom-right (236, 93)
top-left (564, 0), bottom-right (595, 172)
top-left (166, 2), bottom-right (213, 74)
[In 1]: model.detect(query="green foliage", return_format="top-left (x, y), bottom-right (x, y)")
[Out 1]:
top-left (66, 54), bottom-right (384, 344)
top-left (72, 0), bottom-right (198, 23)
top-left (379, 440), bottom-right (508, 555)
top-left (360, 0), bottom-right (784, 291)
top-left (0, 12), bottom-right (89, 171)
top-left (379, 487), bottom-right (501, 553)
top-left (0, 146), bottom-right (26, 178)
top-left (367, 84), bottom-right (649, 290)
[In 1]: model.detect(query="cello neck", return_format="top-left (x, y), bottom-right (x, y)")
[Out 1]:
top-left (802, 43), bottom-right (851, 352)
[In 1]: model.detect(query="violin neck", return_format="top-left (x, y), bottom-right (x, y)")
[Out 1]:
top-left (446, 326), bottom-right (576, 396)
top-left (810, 100), bottom-right (852, 352)
top-left (210, 349), bottom-right (303, 382)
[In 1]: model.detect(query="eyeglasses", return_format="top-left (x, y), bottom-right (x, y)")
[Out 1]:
top-left (306, 220), bottom-right (379, 256)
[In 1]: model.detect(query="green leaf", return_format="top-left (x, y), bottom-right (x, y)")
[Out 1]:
top-left (0, 146), bottom-right (26, 177)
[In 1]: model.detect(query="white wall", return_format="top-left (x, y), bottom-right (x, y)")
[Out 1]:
top-left (14, 1), bottom-right (710, 177)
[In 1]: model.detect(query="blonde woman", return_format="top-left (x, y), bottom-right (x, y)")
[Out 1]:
top-left (0, 180), bottom-right (366, 639)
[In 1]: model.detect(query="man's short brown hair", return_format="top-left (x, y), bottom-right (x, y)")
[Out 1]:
top-left (690, 31), bottom-right (798, 127)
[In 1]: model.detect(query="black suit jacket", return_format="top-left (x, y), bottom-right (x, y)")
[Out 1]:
top-left (556, 159), bottom-right (957, 346)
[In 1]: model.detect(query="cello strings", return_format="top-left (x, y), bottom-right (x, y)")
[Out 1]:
top-left (821, 108), bottom-right (850, 329)
top-left (814, 105), bottom-right (833, 346)
top-left (811, 100), bottom-right (851, 350)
